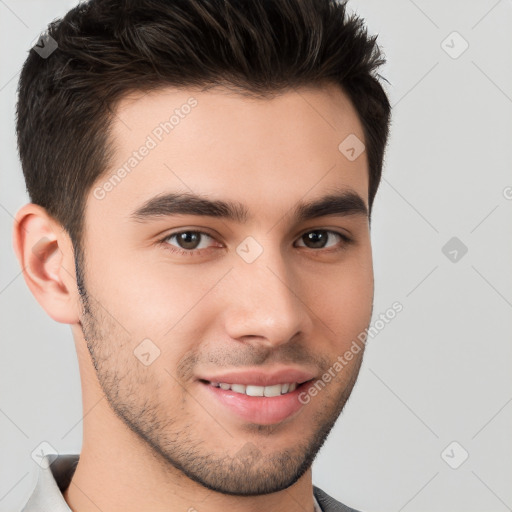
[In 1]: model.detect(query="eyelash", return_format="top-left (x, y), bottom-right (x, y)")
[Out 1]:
top-left (158, 229), bottom-right (353, 257)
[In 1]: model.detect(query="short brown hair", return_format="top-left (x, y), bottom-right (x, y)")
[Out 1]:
top-left (16, 0), bottom-right (391, 259)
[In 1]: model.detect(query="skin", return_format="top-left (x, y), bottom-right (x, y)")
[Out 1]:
top-left (13, 83), bottom-right (374, 512)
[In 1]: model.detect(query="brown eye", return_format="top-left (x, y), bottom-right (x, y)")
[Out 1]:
top-left (295, 230), bottom-right (350, 250)
top-left (175, 232), bottom-right (202, 250)
top-left (163, 231), bottom-right (215, 252)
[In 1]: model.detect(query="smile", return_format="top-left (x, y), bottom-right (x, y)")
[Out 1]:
top-left (208, 381), bottom-right (300, 397)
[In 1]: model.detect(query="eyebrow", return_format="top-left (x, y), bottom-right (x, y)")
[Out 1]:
top-left (130, 189), bottom-right (368, 224)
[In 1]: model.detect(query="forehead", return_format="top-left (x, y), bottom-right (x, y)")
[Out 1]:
top-left (89, 83), bottom-right (369, 224)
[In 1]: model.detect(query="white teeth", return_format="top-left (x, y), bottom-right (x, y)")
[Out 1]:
top-left (264, 384), bottom-right (282, 397)
top-left (210, 381), bottom-right (300, 396)
top-left (246, 385), bottom-right (264, 397)
top-left (231, 383), bottom-right (246, 394)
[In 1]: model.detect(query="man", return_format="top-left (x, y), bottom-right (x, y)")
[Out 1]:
top-left (13, 0), bottom-right (391, 510)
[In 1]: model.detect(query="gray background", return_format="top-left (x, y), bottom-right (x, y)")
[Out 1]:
top-left (1, 1), bottom-right (511, 511)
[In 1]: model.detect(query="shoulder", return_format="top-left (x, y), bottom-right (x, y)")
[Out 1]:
top-left (313, 485), bottom-right (363, 512)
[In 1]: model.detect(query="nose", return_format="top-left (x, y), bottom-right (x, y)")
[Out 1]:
top-left (221, 246), bottom-right (313, 350)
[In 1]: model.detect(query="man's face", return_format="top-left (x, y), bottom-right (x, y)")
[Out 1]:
top-left (77, 84), bottom-right (373, 495)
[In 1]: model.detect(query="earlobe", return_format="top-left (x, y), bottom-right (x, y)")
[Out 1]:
top-left (12, 203), bottom-right (80, 324)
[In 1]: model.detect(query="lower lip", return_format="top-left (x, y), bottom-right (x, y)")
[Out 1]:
top-left (201, 381), bottom-right (310, 425)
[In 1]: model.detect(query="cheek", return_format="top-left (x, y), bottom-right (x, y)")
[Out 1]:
top-left (87, 247), bottom-right (215, 336)
top-left (305, 252), bottom-right (374, 342)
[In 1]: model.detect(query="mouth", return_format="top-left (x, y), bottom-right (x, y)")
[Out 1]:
top-left (197, 372), bottom-right (316, 425)
top-left (204, 380), bottom-right (307, 397)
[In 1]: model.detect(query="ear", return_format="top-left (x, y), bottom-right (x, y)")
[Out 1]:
top-left (12, 203), bottom-right (80, 324)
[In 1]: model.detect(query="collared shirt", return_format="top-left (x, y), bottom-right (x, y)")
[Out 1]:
top-left (20, 454), bottom-right (324, 512)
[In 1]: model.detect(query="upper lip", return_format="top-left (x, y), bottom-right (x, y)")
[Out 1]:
top-left (197, 367), bottom-right (316, 387)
